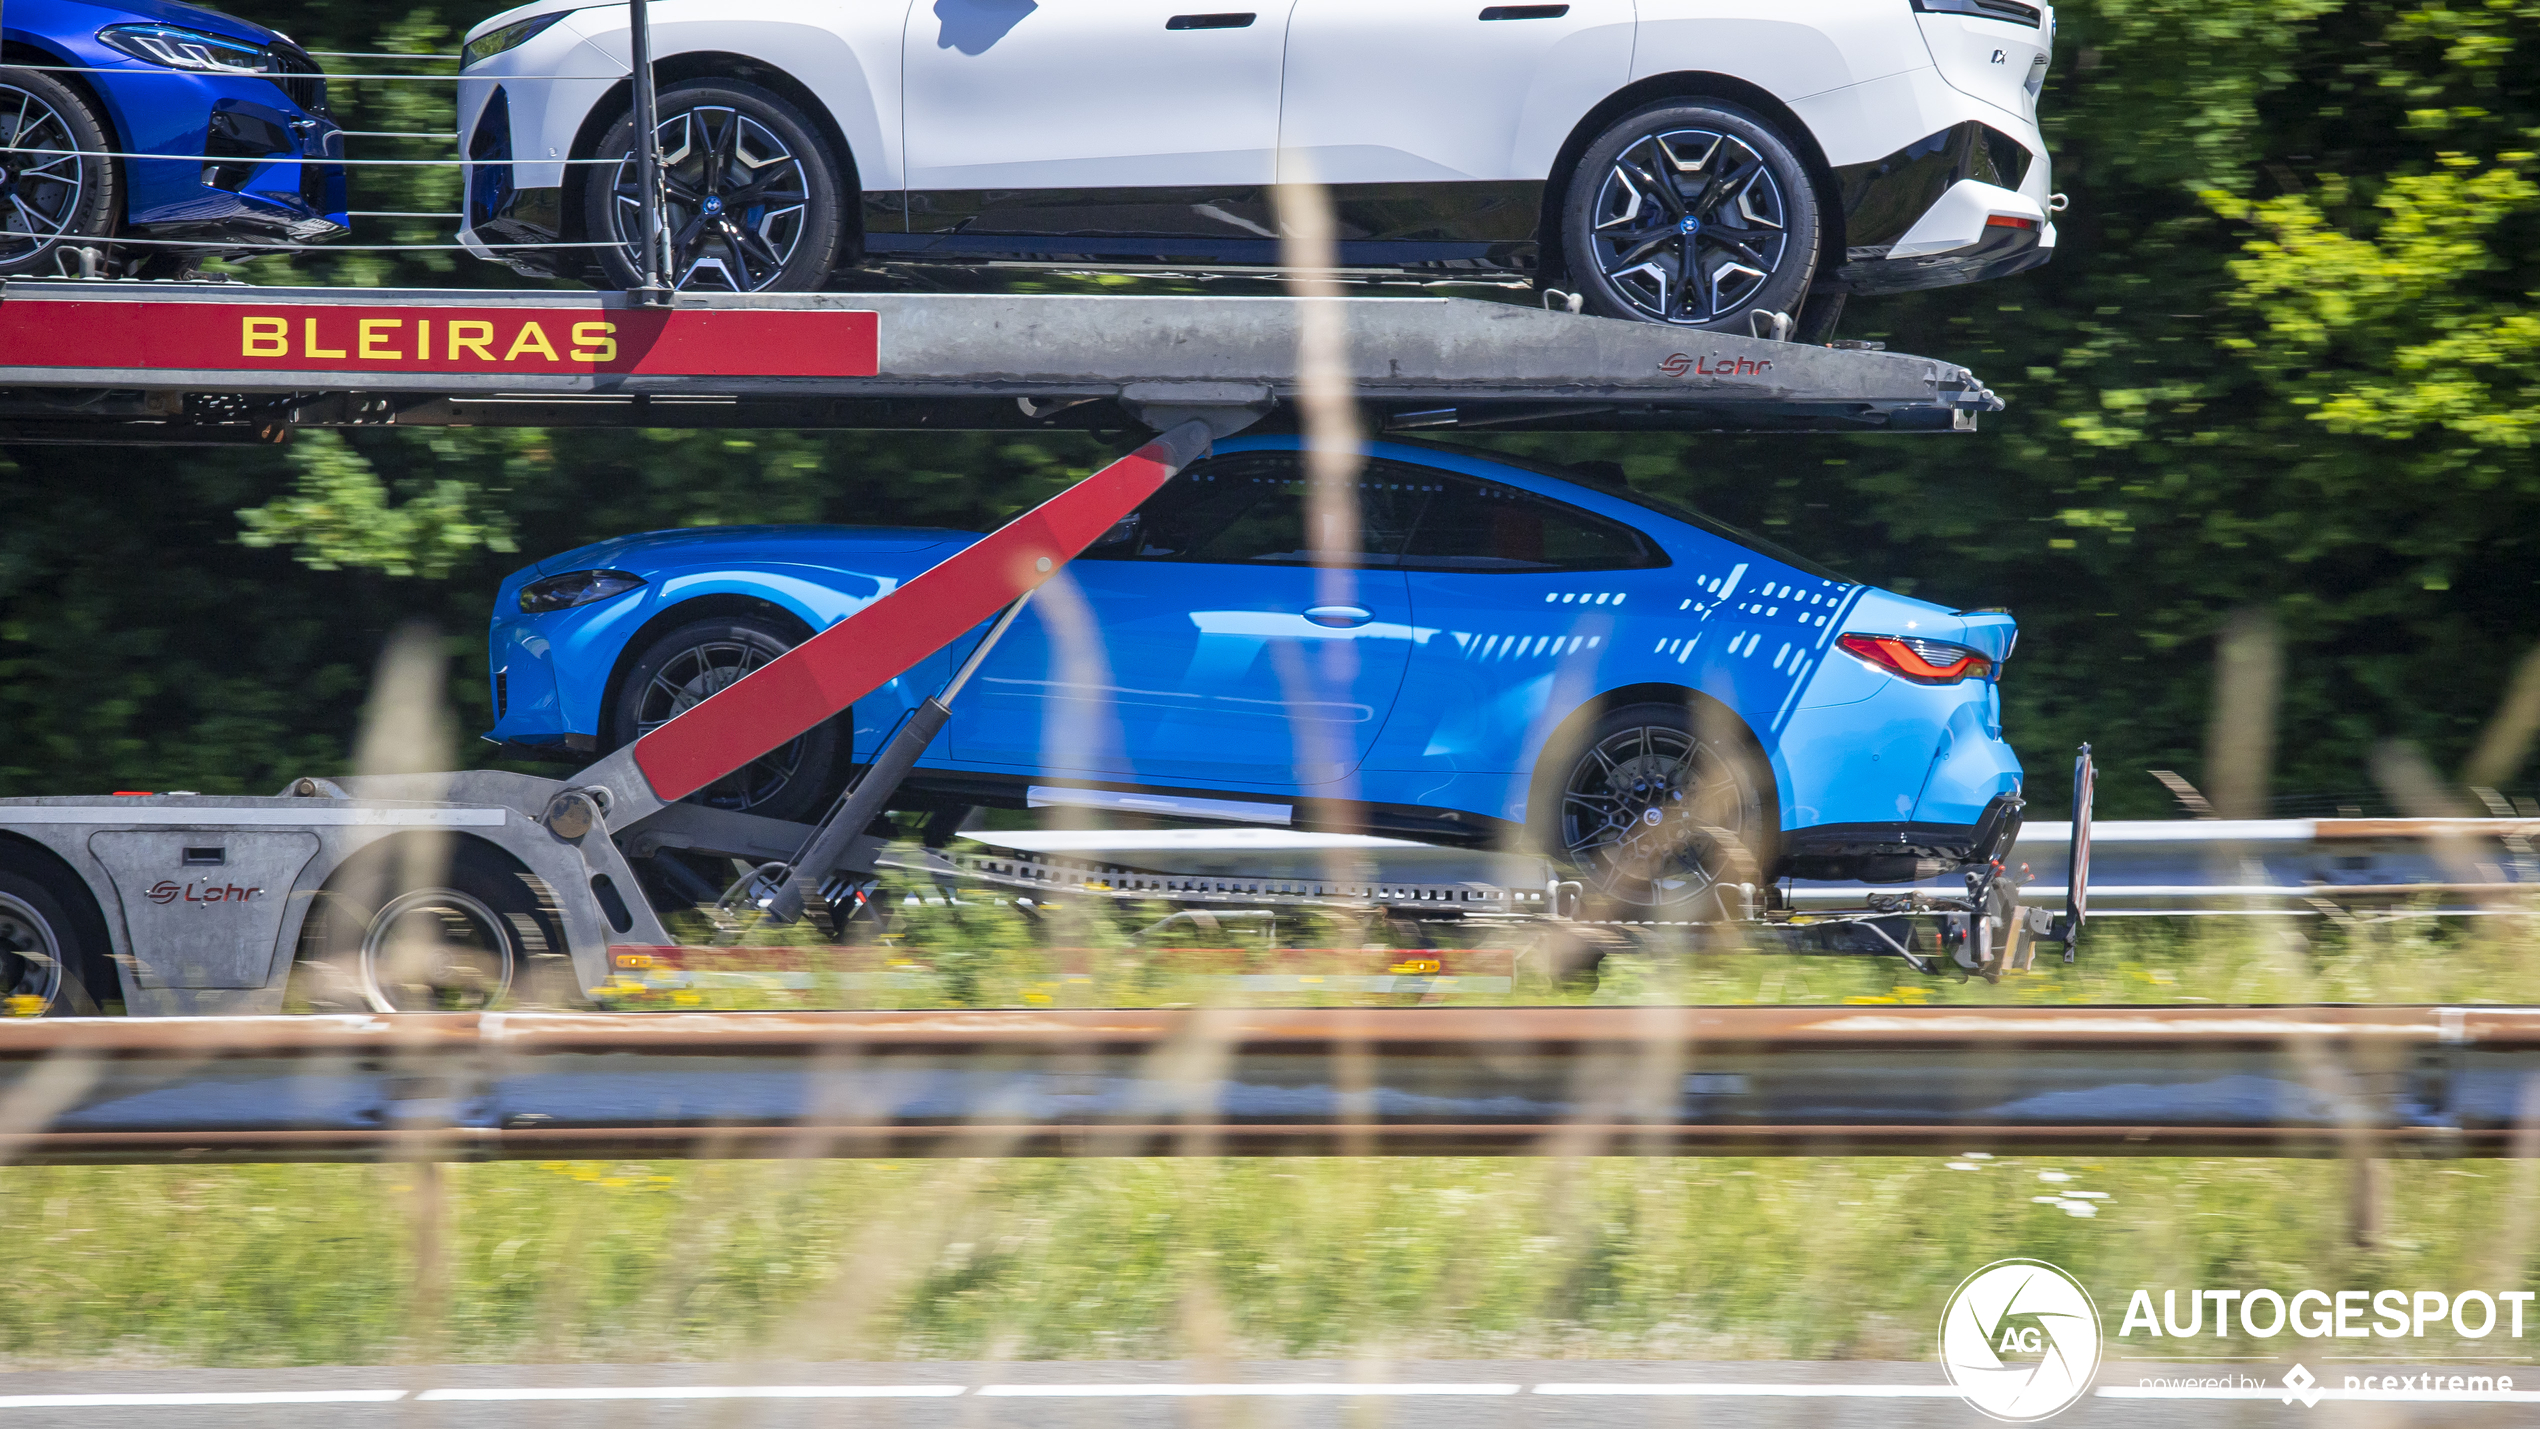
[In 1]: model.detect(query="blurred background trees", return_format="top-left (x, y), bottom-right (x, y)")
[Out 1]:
top-left (2, 0), bottom-right (2534, 815)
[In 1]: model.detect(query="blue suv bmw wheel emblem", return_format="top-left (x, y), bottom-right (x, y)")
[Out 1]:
top-left (1678, 214), bottom-right (1702, 236)
top-left (702, 194), bottom-right (725, 216)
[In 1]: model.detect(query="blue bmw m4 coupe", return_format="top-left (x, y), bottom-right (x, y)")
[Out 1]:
top-left (488, 438), bottom-right (2024, 908)
top-left (2, 0), bottom-right (346, 274)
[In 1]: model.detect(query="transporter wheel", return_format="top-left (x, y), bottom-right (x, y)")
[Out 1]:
top-left (587, 79), bottom-right (847, 293)
top-left (301, 841), bottom-right (568, 1013)
top-left (1537, 701), bottom-right (1774, 915)
top-left (0, 69), bottom-right (119, 276)
top-left (0, 847), bottom-right (114, 1016)
top-left (1560, 101), bottom-right (1820, 330)
top-left (608, 614), bottom-right (847, 824)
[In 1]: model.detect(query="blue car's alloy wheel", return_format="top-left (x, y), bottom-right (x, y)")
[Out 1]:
top-left (0, 72), bottom-right (117, 275)
top-left (610, 615), bottom-right (847, 823)
top-left (589, 80), bottom-right (847, 293)
top-left (1563, 102), bottom-right (1820, 329)
top-left (1555, 703), bottom-right (1770, 912)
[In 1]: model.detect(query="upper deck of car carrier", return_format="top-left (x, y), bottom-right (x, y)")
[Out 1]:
top-left (0, 280), bottom-right (1999, 443)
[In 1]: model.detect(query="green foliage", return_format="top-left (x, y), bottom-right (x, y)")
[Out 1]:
top-left (240, 430), bottom-right (516, 577)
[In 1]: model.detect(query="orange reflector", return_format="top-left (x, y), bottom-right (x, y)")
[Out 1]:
top-left (1986, 214), bottom-right (2041, 230)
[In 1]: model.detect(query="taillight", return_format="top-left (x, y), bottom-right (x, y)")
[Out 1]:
top-left (1837, 633), bottom-right (1994, 685)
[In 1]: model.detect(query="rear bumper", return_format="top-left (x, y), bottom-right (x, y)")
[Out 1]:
top-left (1819, 119), bottom-right (2056, 295)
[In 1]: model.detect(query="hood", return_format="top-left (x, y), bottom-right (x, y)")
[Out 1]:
top-left (462, 0), bottom-right (597, 43)
top-left (92, 0), bottom-right (285, 44)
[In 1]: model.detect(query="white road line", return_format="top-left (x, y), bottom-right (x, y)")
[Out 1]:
top-left (1534, 1384), bottom-right (1962, 1397)
top-left (977, 1383), bottom-right (1522, 1398)
top-left (415, 1386), bottom-right (965, 1401)
top-left (0, 1392), bottom-right (409, 1408)
top-left (2100, 1387), bottom-right (2540, 1403)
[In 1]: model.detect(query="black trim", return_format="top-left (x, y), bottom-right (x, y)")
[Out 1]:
top-left (1781, 820), bottom-right (1984, 882)
top-left (1836, 222), bottom-right (2049, 294)
top-left (877, 181), bottom-right (1542, 271)
top-left (1910, 0), bottom-right (2042, 26)
top-left (1480, 4), bottom-right (1570, 17)
top-left (1166, 12), bottom-right (1256, 28)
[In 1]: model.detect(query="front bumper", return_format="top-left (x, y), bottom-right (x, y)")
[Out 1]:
top-left (456, 17), bottom-right (630, 276)
top-left (96, 67), bottom-right (348, 246)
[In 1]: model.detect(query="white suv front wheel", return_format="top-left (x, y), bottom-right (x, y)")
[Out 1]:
top-left (587, 79), bottom-right (848, 293)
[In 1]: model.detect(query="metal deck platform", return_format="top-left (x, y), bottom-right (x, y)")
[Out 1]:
top-left (0, 280), bottom-right (2000, 441)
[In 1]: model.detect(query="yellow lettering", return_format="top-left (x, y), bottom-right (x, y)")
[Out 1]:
top-left (241, 316), bottom-right (288, 357)
top-left (416, 319), bottom-right (430, 359)
top-left (303, 317), bottom-right (346, 359)
top-left (448, 320), bottom-right (495, 361)
top-left (357, 318), bottom-right (402, 360)
top-left (569, 321), bottom-right (617, 363)
top-left (503, 321), bottom-right (560, 362)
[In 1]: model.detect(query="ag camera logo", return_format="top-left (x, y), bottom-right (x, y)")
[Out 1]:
top-left (1940, 1258), bottom-right (2102, 1421)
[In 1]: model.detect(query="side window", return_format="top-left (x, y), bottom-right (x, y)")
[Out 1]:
top-left (1083, 452), bottom-right (1423, 565)
top-left (1397, 470), bottom-right (1662, 572)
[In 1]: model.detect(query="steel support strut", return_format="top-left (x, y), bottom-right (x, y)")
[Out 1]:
top-left (624, 0), bottom-right (674, 303)
top-left (572, 418), bottom-right (1225, 836)
top-left (749, 592), bottom-right (1035, 924)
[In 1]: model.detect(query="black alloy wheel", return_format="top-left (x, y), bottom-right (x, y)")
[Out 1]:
top-left (1545, 702), bottom-right (1772, 913)
top-left (0, 70), bottom-right (119, 276)
top-left (588, 79), bottom-right (846, 293)
top-left (1562, 101), bottom-right (1820, 329)
top-left (608, 614), bottom-right (848, 824)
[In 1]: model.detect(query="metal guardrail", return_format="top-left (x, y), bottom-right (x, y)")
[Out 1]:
top-left (1, 1006), bottom-right (2534, 1164)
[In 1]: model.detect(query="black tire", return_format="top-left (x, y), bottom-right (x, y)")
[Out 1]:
top-left (297, 840), bottom-right (570, 1013)
top-left (1534, 700), bottom-right (1775, 914)
top-left (0, 68), bottom-right (120, 277)
top-left (585, 79), bottom-right (846, 293)
top-left (0, 848), bottom-right (115, 1016)
top-left (608, 614), bottom-right (848, 824)
top-left (1560, 101), bottom-right (1820, 330)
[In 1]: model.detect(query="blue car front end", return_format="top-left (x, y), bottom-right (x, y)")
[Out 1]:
top-left (487, 439), bottom-right (2025, 884)
top-left (4, 0), bottom-right (346, 256)
top-left (487, 525), bottom-right (977, 755)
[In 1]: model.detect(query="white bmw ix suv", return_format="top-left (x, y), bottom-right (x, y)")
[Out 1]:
top-left (458, 0), bottom-right (2058, 330)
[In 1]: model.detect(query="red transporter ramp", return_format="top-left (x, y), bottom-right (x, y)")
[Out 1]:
top-left (578, 417), bottom-right (1225, 922)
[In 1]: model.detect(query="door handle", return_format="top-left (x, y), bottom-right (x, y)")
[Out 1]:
top-left (1166, 11), bottom-right (1256, 28)
top-left (1479, 3), bottom-right (1569, 16)
top-left (1304, 605), bottom-right (1374, 628)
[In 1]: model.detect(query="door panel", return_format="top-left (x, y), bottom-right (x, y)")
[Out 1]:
top-left (1278, 0), bottom-right (1633, 184)
top-left (905, 0), bottom-right (1292, 195)
top-left (946, 451), bottom-right (1421, 790)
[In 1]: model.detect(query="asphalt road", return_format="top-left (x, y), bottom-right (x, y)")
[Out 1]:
top-left (0, 1360), bottom-right (2527, 1427)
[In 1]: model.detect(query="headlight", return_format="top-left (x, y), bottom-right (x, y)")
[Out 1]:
top-left (519, 569), bottom-right (644, 613)
top-left (97, 22), bottom-right (279, 74)
top-left (463, 11), bottom-right (571, 68)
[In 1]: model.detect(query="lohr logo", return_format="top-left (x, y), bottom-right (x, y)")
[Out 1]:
top-left (1940, 1258), bottom-right (2102, 1421)
top-left (1659, 351), bottom-right (1774, 378)
top-left (146, 880), bottom-right (264, 907)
